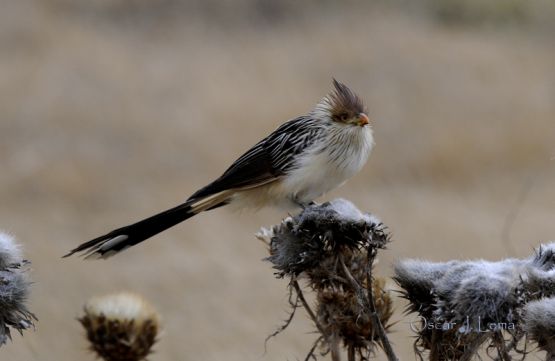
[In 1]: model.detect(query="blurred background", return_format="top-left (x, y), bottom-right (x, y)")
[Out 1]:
top-left (1, 0), bottom-right (554, 359)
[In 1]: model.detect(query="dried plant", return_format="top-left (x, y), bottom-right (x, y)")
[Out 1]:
top-left (259, 199), bottom-right (397, 361)
top-left (395, 242), bottom-right (555, 360)
top-left (79, 291), bottom-right (160, 361)
top-left (523, 297), bottom-right (555, 360)
top-left (0, 231), bottom-right (36, 346)
top-left (317, 277), bottom-right (394, 349)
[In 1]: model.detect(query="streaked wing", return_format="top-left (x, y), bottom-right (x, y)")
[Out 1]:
top-left (188, 116), bottom-right (321, 201)
top-left (265, 115), bottom-right (322, 171)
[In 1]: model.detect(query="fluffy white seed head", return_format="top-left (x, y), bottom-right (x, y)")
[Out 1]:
top-left (523, 297), bottom-right (555, 333)
top-left (327, 198), bottom-right (381, 225)
top-left (395, 259), bottom-right (454, 285)
top-left (395, 243), bottom-right (555, 359)
top-left (84, 291), bottom-right (159, 324)
top-left (0, 231), bottom-right (35, 346)
top-left (0, 232), bottom-right (23, 269)
top-left (523, 297), bottom-right (555, 354)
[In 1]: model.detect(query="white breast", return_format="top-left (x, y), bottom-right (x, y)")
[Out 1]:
top-left (280, 124), bottom-right (374, 205)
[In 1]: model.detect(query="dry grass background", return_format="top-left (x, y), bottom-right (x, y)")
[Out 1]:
top-left (1, 1), bottom-right (554, 360)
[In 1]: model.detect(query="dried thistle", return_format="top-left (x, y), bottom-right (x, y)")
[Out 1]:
top-left (0, 231), bottom-right (36, 346)
top-left (260, 199), bottom-right (396, 361)
top-left (261, 199), bottom-right (389, 278)
top-left (521, 243), bottom-right (555, 299)
top-left (395, 242), bottom-right (555, 360)
top-left (79, 292), bottom-right (160, 361)
top-left (317, 277), bottom-right (393, 349)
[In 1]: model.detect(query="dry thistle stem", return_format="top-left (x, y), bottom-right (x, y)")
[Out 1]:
top-left (0, 231), bottom-right (36, 346)
top-left (260, 199), bottom-right (396, 361)
top-left (395, 242), bottom-right (555, 360)
top-left (80, 292), bottom-right (160, 361)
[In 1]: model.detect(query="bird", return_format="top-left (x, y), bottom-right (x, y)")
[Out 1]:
top-left (64, 79), bottom-right (374, 259)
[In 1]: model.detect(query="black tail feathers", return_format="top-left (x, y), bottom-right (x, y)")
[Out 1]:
top-left (64, 202), bottom-right (196, 259)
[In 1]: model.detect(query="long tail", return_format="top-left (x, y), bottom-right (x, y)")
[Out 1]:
top-left (64, 191), bottom-right (232, 259)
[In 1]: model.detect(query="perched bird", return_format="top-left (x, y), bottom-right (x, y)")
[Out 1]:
top-left (65, 79), bottom-right (374, 259)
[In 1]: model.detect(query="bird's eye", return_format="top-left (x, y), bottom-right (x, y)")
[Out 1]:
top-left (338, 113), bottom-right (349, 122)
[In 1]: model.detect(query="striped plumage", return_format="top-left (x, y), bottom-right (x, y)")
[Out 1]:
top-left (65, 79), bottom-right (374, 259)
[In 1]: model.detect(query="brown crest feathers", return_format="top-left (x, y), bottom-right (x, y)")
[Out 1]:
top-left (329, 79), bottom-right (365, 121)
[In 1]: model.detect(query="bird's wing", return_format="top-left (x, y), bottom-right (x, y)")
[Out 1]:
top-left (188, 116), bottom-right (321, 201)
top-left (264, 115), bottom-right (322, 171)
top-left (188, 140), bottom-right (277, 202)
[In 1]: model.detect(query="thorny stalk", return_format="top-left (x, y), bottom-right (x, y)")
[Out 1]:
top-left (305, 336), bottom-right (325, 361)
top-left (338, 254), bottom-right (367, 307)
top-left (330, 335), bottom-right (342, 361)
top-left (365, 249), bottom-right (398, 361)
top-left (292, 278), bottom-right (326, 336)
top-left (338, 253), bottom-right (398, 361)
top-left (460, 334), bottom-right (488, 361)
top-left (493, 337), bottom-right (527, 361)
top-left (292, 278), bottom-right (341, 361)
top-left (492, 331), bottom-right (512, 361)
top-left (348, 345), bottom-right (355, 361)
top-left (264, 288), bottom-right (299, 352)
top-left (428, 329), bottom-right (440, 361)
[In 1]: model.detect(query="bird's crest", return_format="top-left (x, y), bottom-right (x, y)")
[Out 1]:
top-left (319, 79), bottom-right (366, 122)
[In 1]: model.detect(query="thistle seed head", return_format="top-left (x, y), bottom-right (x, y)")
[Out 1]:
top-left (261, 199), bottom-right (389, 278)
top-left (522, 242), bottom-right (555, 299)
top-left (395, 243), bottom-right (555, 360)
top-left (0, 231), bottom-right (36, 346)
top-left (79, 292), bottom-right (160, 361)
top-left (523, 297), bottom-right (555, 354)
top-left (0, 232), bottom-right (23, 269)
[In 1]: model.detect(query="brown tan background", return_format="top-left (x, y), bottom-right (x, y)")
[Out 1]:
top-left (1, 1), bottom-right (554, 360)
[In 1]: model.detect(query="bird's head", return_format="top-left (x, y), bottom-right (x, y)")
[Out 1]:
top-left (314, 79), bottom-right (370, 127)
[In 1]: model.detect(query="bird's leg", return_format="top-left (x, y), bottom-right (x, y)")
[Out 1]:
top-left (292, 193), bottom-right (318, 209)
top-left (299, 201), bottom-right (318, 210)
